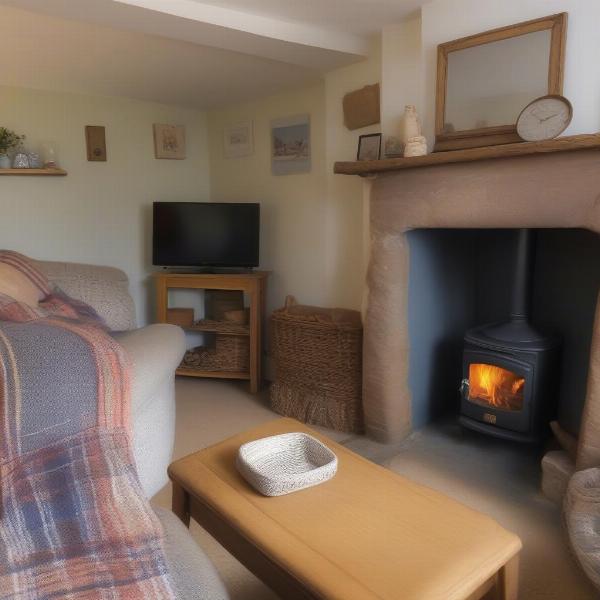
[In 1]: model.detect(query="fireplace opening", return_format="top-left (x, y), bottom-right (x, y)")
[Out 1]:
top-left (459, 229), bottom-right (561, 443)
top-left (407, 228), bottom-right (600, 442)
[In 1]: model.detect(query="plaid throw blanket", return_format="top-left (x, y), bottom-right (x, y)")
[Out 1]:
top-left (0, 252), bottom-right (174, 599)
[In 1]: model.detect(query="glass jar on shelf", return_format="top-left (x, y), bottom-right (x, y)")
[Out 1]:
top-left (41, 142), bottom-right (59, 168)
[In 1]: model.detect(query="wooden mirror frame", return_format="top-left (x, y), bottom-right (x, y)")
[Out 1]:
top-left (434, 13), bottom-right (567, 152)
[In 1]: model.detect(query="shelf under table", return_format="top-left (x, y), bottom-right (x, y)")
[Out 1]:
top-left (178, 320), bottom-right (250, 336)
top-left (176, 368), bottom-right (251, 380)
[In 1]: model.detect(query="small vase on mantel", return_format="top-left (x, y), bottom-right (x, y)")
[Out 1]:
top-left (402, 105), bottom-right (421, 141)
top-left (0, 153), bottom-right (11, 169)
top-left (402, 105), bottom-right (428, 157)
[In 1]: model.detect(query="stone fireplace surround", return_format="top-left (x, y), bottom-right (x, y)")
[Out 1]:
top-left (360, 148), bottom-right (600, 470)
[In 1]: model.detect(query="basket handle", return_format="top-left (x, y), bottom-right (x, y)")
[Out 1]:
top-left (284, 295), bottom-right (297, 310)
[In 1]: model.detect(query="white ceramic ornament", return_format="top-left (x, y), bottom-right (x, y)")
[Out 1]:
top-left (402, 105), bottom-right (422, 143)
top-left (403, 135), bottom-right (428, 157)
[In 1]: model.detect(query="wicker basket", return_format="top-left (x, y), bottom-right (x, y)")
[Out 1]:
top-left (236, 432), bottom-right (337, 497)
top-left (181, 335), bottom-right (249, 372)
top-left (270, 296), bottom-right (363, 433)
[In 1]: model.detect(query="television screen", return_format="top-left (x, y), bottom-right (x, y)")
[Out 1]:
top-left (153, 202), bottom-right (260, 268)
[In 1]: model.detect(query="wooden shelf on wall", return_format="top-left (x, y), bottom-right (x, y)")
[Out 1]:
top-left (334, 133), bottom-right (600, 177)
top-left (0, 168), bottom-right (67, 176)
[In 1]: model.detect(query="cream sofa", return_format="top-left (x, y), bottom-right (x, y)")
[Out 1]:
top-left (35, 259), bottom-right (229, 600)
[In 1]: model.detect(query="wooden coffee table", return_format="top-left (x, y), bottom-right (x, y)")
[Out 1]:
top-left (168, 418), bottom-right (521, 600)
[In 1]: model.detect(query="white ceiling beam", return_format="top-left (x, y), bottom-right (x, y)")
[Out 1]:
top-left (113, 0), bottom-right (369, 57)
top-left (0, 0), bottom-right (368, 71)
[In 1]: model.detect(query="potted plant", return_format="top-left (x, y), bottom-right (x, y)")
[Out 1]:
top-left (0, 128), bottom-right (25, 168)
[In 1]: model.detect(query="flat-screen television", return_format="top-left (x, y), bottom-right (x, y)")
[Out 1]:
top-left (153, 202), bottom-right (260, 268)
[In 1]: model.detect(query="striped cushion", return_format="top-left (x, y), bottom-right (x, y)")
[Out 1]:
top-left (0, 263), bottom-right (42, 307)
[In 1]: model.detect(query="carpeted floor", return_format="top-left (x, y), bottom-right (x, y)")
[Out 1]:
top-left (151, 378), bottom-right (597, 599)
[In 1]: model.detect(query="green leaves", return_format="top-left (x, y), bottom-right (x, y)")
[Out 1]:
top-left (0, 127), bottom-right (25, 153)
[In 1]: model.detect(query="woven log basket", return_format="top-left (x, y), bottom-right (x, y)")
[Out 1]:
top-left (182, 335), bottom-right (249, 372)
top-left (270, 295), bottom-right (363, 433)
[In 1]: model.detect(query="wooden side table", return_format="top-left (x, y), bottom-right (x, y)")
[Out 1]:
top-left (154, 271), bottom-right (269, 393)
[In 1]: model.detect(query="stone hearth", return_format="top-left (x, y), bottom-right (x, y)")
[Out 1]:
top-left (360, 148), bottom-right (600, 470)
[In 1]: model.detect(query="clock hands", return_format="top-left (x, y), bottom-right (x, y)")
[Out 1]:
top-left (531, 109), bottom-right (544, 123)
top-left (530, 109), bottom-right (560, 123)
top-left (540, 113), bottom-right (559, 122)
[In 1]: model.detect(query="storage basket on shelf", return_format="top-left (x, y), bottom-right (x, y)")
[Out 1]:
top-left (270, 295), bottom-right (363, 433)
top-left (181, 335), bottom-right (249, 373)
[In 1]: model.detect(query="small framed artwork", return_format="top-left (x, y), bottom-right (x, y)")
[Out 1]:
top-left (224, 120), bottom-right (253, 158)
top-left (85, 126), bottom-right (107, 161)
top-left (271, 114), bottom-right (310, 176)
top-left (357, 133), bottom-right (382, 161)
top-left (153, 124), bottom-right (186, 159)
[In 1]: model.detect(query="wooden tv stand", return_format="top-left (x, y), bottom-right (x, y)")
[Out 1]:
top-left (154, 271), bottom-right (269, 393)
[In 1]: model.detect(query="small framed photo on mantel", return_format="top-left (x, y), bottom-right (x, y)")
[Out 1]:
top-left (357, 133), bottom-right (382, 161)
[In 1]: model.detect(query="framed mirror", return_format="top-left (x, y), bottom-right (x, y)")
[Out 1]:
top-left (434, 13), bottom-right (567, 152)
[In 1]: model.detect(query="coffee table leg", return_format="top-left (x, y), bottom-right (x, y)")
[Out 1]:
top-left (172, 481), bottom-right (190, 527)
top-left (492, 554), bottom-right (518, 600)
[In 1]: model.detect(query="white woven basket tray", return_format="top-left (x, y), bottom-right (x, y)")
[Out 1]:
top-left (236, 432), bottom-right (338, 497)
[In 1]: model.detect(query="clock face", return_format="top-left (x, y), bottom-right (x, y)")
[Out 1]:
top-left (516, 95), bottom-right (572, 142)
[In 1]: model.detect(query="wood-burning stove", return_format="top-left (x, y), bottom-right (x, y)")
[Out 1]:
top-left (460, 229), bottom-right (561, 443)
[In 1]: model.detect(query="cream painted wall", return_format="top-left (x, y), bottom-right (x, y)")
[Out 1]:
top-left (6, 0), bottom-right (594, 338)
top-left (208, 83), bottom-right (328, 318)
top-left (0, 85), bottom-right (209, 324)
top-left (323, 40), bottom-right (381, 309)
top-left (420, 0), bottom-right (600, 145)
top-left (208, 42), bottom-right (381, 322)
top-left (381, 18), bottom-right (423, 142)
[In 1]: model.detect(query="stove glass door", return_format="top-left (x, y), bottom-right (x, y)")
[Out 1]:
top-left (466, 362), bottom-right (525, 412)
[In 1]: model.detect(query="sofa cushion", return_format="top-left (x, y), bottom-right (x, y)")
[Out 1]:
top-left (35, 260), bottom-right (137, 331)
top-left (154, 507), bottom-right (229, 600)
top-left (0, 263), bottom-right (42, 306)
top-left (112, 324), bottom-right (186, 415)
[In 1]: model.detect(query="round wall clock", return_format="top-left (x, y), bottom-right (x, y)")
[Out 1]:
top-left (516, 95), bottom-right (573, 142)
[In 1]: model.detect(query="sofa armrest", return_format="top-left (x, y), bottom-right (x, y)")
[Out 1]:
top-left (34, 259), bottom-right (137, 330)
top-left (113, 324), bottom-right (186, 497)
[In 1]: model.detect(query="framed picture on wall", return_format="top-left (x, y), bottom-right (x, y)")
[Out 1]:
top-left (224, 120), bottom-right (254, 158)
top-left (357, 133), bottom-right (382, 161)
top-left (85, 125), bottom-right (107, 161)
top-left (153, 124), bottom-right (186, 159)
top-left (271, 114), bottom-right (310, 176)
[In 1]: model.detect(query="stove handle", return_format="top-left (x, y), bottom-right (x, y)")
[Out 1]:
top-left (460, 378), bottom-right (470, 398)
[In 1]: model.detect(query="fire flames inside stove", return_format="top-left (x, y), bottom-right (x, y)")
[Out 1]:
top-left (467, 363), bottom-right (525, 412)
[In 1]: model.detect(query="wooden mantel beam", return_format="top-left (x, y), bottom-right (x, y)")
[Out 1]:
top-left (334, 134), bottom-right (600, 177)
